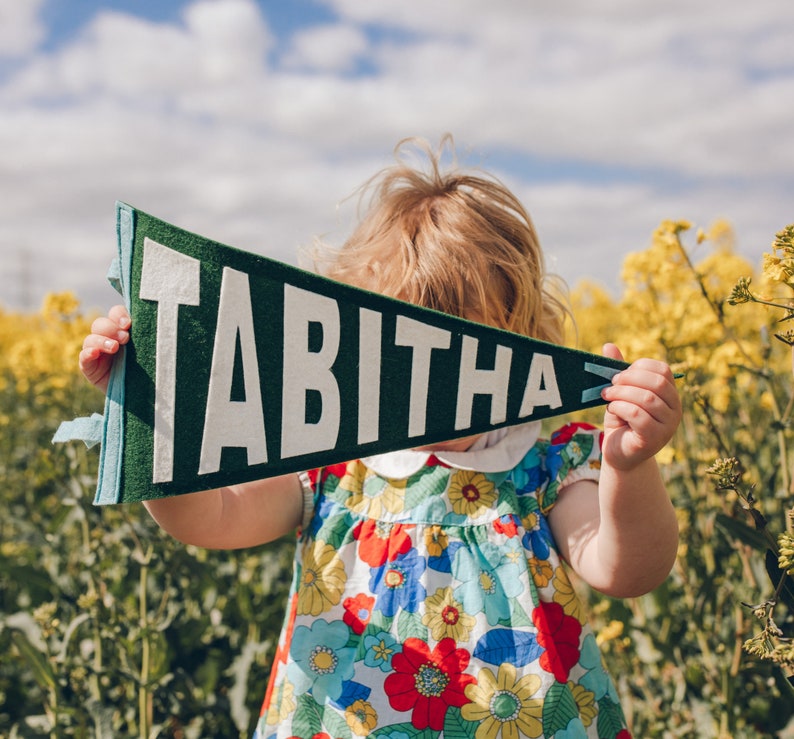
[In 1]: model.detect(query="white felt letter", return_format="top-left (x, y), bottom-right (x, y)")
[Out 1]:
top-left (394, 316), bottom-right (451, 437)
top-left (519, 353), bottom-right (562, 416)
top-left (139, 238), bottom-right (201, 484)
top-left (281, 285), bottom-right (341, 458)
top-left (199, 268), bottom-right (267, 475)
top-left (358, 308), bottom-right (382, 445)
top-left (455, 336), bottom-right (512, 430)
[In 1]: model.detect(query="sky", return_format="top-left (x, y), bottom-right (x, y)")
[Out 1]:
top-left (1, 0), bottom-right (793, 312)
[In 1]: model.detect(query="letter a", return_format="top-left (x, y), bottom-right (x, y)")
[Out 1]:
top-left (199, 268), bottom-right (267, 475)
top-left (519, 353), bottom-right (562, 417)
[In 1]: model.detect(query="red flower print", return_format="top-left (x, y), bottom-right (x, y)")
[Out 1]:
top-left (308, 464), bottom-right (348, 489)
top-left (551, 422), bottom-right (597, 445)
top-left (342, 593), bottom-right (375, 635)
top-left (353, 519), bottom-right (413, 567)
top-left (384, 637), bottom-right (475, 731)
top-left (259, 592), bottom-right (299, 718)
top-left (493, 514), bottom-right (519, 537)
top-left (532, 601), bottom-right (582, 682)
top-left (617, 731), bottom-right (633, 739)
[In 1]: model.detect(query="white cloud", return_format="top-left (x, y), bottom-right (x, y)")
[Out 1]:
top-left (0, 0), bottom-right (792, 313)
top-left (281, 23), bottom-right (369, 72)
top-left (0, 0), bottom-right (46, 58)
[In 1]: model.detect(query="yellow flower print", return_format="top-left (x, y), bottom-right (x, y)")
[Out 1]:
top-left (380, 478), bottom-right (408, 514)
top-left (528, 557), bottom-right (554, 588)
top-left (522, 510), bottom-right (539, 531)
top-left (425, 525), bottom-right (449, 557)
top-left (448, 470), bottom-right (497, 518)
top-left (462, 663), bottom-right (543, 738)
top-left (422, 587), bottom-right (476, 642)
top-left (339, 464), bottom-right (366, 495)
top-left (344, 469), bottom-right (406, 517)
top-left (568, 682), bottom-right (597, 727)
top-left (341, 465), bottom-right (368, 515)
top-left (345, 698), bottom-right (378, 735)
top-left (552, 565), bottom-right (587, 624)
top-left (297, 539), bottom-right (347, 616)
top-left (504, 549), bottom-right (522, 566)
top-left (265, 679), bottom-right (295, 726)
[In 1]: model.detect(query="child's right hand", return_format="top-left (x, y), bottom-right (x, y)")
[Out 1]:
top-left (79, 304), bottom-right (131, 393)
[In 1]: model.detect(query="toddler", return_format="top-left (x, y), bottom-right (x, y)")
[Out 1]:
top-left (80, 138), bottom-right (681, 738)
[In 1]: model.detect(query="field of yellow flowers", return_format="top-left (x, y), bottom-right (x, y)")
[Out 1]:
top-left (1, 221), bottom-right (793, 737)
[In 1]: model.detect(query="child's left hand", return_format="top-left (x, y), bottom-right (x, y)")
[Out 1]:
top-left (599, 343), bottom-right (682, 471)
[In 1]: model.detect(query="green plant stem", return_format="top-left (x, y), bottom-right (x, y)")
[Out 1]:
top-left (138, 545), bottom-right (153, 739)
top-left (674, 233), bottom-right (756, 367)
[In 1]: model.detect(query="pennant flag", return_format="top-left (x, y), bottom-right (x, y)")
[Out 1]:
top-left (57, 203), bottom-right (631, 505)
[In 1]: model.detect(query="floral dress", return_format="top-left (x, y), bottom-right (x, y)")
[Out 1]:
top-left (254, 422), bottom-right (631, 739)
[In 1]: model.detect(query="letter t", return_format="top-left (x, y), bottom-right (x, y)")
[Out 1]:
top-left (139, 238), bottom-right (201, 483)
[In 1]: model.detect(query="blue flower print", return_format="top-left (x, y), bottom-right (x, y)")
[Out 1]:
top-left (545, 442), bottom-right (567, 486)
top-left (287, 619), bottom-right (356, 703)
top-left (512, 447), bottom-right (546, 494)
top-left (363, 630), bottom-right (402, 672)
top-left (579, 633), bottom-right (620, 703)
top-left (428, 539), bottom-right (463, 573)
top-left (521, 509), bottom-right (553, 560)
top-left (452, 541), bottom-right (523, 625)
top-left (370, 548), bottom-right (426, 617)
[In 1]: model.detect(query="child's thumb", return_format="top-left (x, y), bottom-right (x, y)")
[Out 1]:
top-left (602, 342), bottom-right (624, 361)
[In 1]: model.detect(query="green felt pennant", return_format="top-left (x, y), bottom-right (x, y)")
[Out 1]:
top-left (59, 203), bottom-right (632, 504)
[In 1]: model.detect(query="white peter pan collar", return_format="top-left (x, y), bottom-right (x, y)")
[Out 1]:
top-left (361, 422), bottom-right (542, 478)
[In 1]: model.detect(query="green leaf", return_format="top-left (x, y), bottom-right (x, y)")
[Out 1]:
top-left (321, 705), bottom-right (353, 739)
top-left (371, 722), bottom-right (437, 738)
top-left (292, 693), bottom-right (323, 737)
top-left (568, 432), bottom-right (595, 463)
top-left (508, 598), bottom-right (534, 628)
top-left (404, 466), bottom-right (450, 509)
top-left (596, 696), bottom-right (626, 739)
top-left (397, 609), bottom-right (428, 643)
top-left (318, 511), bottom-right (355, 551)
top-left (765, 550), bottom-right (794, 612)
top-left (10, 629), bottom-right (56, 692)
top-left (443, 706), bottom-right (477, 738)
top-left (542, 681), bottom-right (578, 735)
top-left (714, 512), bottom-right (769, 552)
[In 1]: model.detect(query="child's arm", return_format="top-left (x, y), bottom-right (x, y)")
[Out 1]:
top-left (143, 477), bottom-right (304, 549)
top-left (80, 305), bottom-right (304, 549)
top-left (548, 344), bottom-right (681, 598)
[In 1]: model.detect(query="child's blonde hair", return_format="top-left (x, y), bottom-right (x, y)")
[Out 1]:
top-left (315, 136), bottom-right (569, 345)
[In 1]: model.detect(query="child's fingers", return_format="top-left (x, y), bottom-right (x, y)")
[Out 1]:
top-left (602, 342), bottom-right (624, 361)
top-left (603, 382), bottom-right (679, 426)
top-left (107, 304), bottom-right (131, 329)
top-left (603, 397), bottom-right (666, 434)
top-left (82, 334), bottom-right (121, 355)
top-left (88, 315), bottom-right (130, 344)
top-left (608, 364), bottom-right (679, 409)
